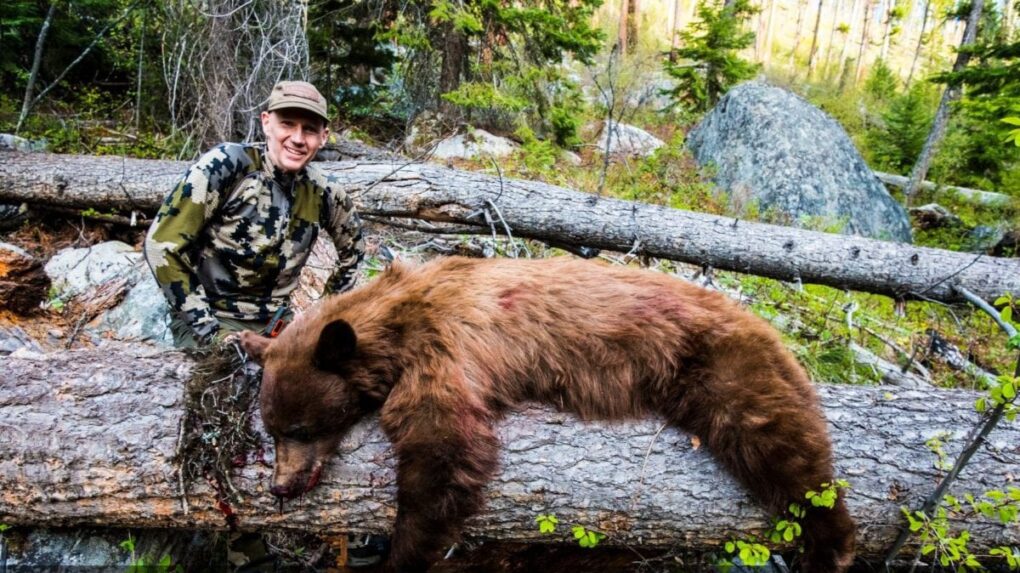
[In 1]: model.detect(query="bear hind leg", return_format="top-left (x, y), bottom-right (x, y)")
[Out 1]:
top-left (656, 367), bottom-right (855, 572)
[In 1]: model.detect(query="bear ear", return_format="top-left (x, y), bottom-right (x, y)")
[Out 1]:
top-left (314, 319), bottom-right (357, 373)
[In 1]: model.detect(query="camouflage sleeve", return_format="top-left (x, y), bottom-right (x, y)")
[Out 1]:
top-left (143, 144), bottom-right (251, 342)
top-left (322, 182), bottom-right (365, 295)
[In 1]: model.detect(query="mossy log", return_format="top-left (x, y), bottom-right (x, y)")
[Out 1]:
top-left (0, 343), bottom-right (1018, 557)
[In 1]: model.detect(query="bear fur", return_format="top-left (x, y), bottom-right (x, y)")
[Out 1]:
top-left (238, 256), bottom-right (855, 572)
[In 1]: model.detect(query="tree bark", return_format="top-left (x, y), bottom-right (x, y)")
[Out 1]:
top-left (807, 0), bottom-right (826, 76)
top-left (823, 0), bottom-right (844, 74)
top-left (906, 0), bottom-right (931, 86)
top-left (854, 0), bottom-right (874, 82)
top-left (904, 0), bottom-right (984, 201)
top-left (0, 344), bottom-right (1017, 555)
top-left (879, 0), bottom-right (894, 61)
top-left (873, 170), bottom-right (1010, 206)
top-left (438, 22), bottom-right (467, 112)
top-left (837, 0), bottom-right (860, 84)
top-left (788, 0), bottom-right (809, 68)
top-left (1, 153), bottom-right (1019, 304)
top-left (16, 3), bottom-right (57, 134)
top-left (762, 0), bottom-right (779, 66)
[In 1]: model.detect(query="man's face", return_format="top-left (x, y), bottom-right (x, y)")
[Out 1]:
top-left (261, 108), bottom-right (329, 174)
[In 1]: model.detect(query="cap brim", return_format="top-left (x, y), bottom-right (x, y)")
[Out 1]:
top-left (267, 101), bottom-right (329, 124)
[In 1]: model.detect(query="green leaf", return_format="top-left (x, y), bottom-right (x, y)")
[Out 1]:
top-left (1008, 334), bottom-right (1020, 351)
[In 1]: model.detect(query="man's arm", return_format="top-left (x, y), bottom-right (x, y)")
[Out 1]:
top-left (144, 144), bottom-right (249, 343)
top-left (322, 186), bottom-right (366, 295)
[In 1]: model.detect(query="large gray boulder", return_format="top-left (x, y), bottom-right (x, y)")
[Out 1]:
top-left (44, 241), bottom-right (173, 346)
top-left (687, 82), bottom-right (912, 242)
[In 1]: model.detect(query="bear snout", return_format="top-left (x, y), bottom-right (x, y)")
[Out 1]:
top-left (269, 483), bottom-right (295, 499)
top-left (270, 460), bottom-right (325, 500)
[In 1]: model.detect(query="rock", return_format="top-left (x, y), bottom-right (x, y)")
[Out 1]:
top-left (992, 229), bottom-right (1019, 257)
top-left (909, 203), bottom-right (963, 230)
top-left (594, 121), bottom-right (665, 157)
top-left (0, 133), bottom-right (47, 153)
top-left (2, 527), bottom-right (224, 571)
top-left (0, 202), bottom-right (28, 232)
top-left (44, 241), bottom-right (139, 298)
top-left (967, 225), bottom-right (1007, 253)
top-left (44, 241), bottom-right (173, 346)
top-left (430, 128), bottom-right (519, 160)
top-left (0, 242), bottom-right (50, 314)
top-left (561, 150), bottom-right (583, 166)
top-left (0, 325), bottom-right (43, 355)
top-left (687, 82), bottom-right (912, 242)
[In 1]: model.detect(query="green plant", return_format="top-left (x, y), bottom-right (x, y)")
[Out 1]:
top-left (663, 0), bottom-right (759, 111)
top-left (534, 513), bottom-right (605, 548)
top-left (513, 125), bottom-right (558, 175)
top-left (865, 83), bottom-right (935, 172)
top-left (119, 534), bottom-right (181, 573)
top-left (863, 58), bottom-right (899, 104)
top-left (718, 482), bottom-right (849, 569)
top-left (1003, 116), bottom-right (1020, 146)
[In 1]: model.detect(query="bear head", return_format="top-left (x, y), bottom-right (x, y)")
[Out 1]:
top-left (238, 318), bottom-right (386, 500)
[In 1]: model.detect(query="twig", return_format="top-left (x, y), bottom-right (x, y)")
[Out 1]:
top-left (883, 287), bottom-right (1019, 568)
top-left (176, 417), bottom-right (190, 514)
top-left (911, 254), bottom-right (984, 298)
top-left (629, 423), bottom-right (669, 512)
top-left (953, 286), bottom-right (1018, 339)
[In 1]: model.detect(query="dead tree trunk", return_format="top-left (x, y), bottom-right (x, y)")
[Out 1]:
top-left (1, 153), bottom-right (1019, 304)
top-left (16, 3), bottom-right (57, 133)
top-left (807, 0), bottom-right (826, 76)
top-left (0, 344), bottom-right (1017, 555)
top-left (854, 0), bottom-right (875, 82)
top-left (904, 0), bottom-right (984, 201)
top-left (906, 0), bottom-right (932, 86)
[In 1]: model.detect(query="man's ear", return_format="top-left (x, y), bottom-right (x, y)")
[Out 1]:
top-left (238, 330), bottom-right (272, 365)
top-left (314, 319), bottom-right (357, 373)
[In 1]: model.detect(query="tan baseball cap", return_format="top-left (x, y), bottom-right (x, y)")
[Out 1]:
top-left (267, 81), bottom-right (329, 124)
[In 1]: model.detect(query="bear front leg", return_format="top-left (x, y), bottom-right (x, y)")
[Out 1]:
top-left (380, 366), bottom-right (500, 572)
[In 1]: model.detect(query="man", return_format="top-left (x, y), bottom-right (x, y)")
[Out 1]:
top-left (145, 81), bottom-right (364, 347)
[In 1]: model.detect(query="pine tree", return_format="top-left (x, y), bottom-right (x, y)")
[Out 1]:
top-left (865, 83), bottom-right (935, 171)
top-left (663, 0), bottom-right (759, 111)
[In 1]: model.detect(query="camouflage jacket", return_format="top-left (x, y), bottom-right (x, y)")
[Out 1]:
top-left (144, 143), bottom-right (364, 342)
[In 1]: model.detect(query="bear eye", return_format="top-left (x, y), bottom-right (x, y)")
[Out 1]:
top-left (282, 426), bottom-right (316, 443)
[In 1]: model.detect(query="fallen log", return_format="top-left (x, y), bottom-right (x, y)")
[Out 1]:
top-left (874, 171), bottom-right (1012, 207)
top-left (0, 344), bottom-right (1018, 557)
top-left (1, 152), bottom-right (1019, 304)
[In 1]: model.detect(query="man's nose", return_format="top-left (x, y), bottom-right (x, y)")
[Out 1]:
top-left (288, 129), bottom-right (306, 145)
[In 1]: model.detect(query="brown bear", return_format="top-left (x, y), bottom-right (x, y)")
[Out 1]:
top-left (238, 256), bottom-right (855, 572)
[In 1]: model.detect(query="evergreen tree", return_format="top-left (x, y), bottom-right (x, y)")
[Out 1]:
top-left (384, 0), bottom-right (604, 119)
top-left (865, 83), bottom-right (935, 171)
top-left (927, 3), bottom-right (1020, 193)
top-left (863, 58), bottom-right (898, 103)
top-left (663, 0), bottom-right (759, 112)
